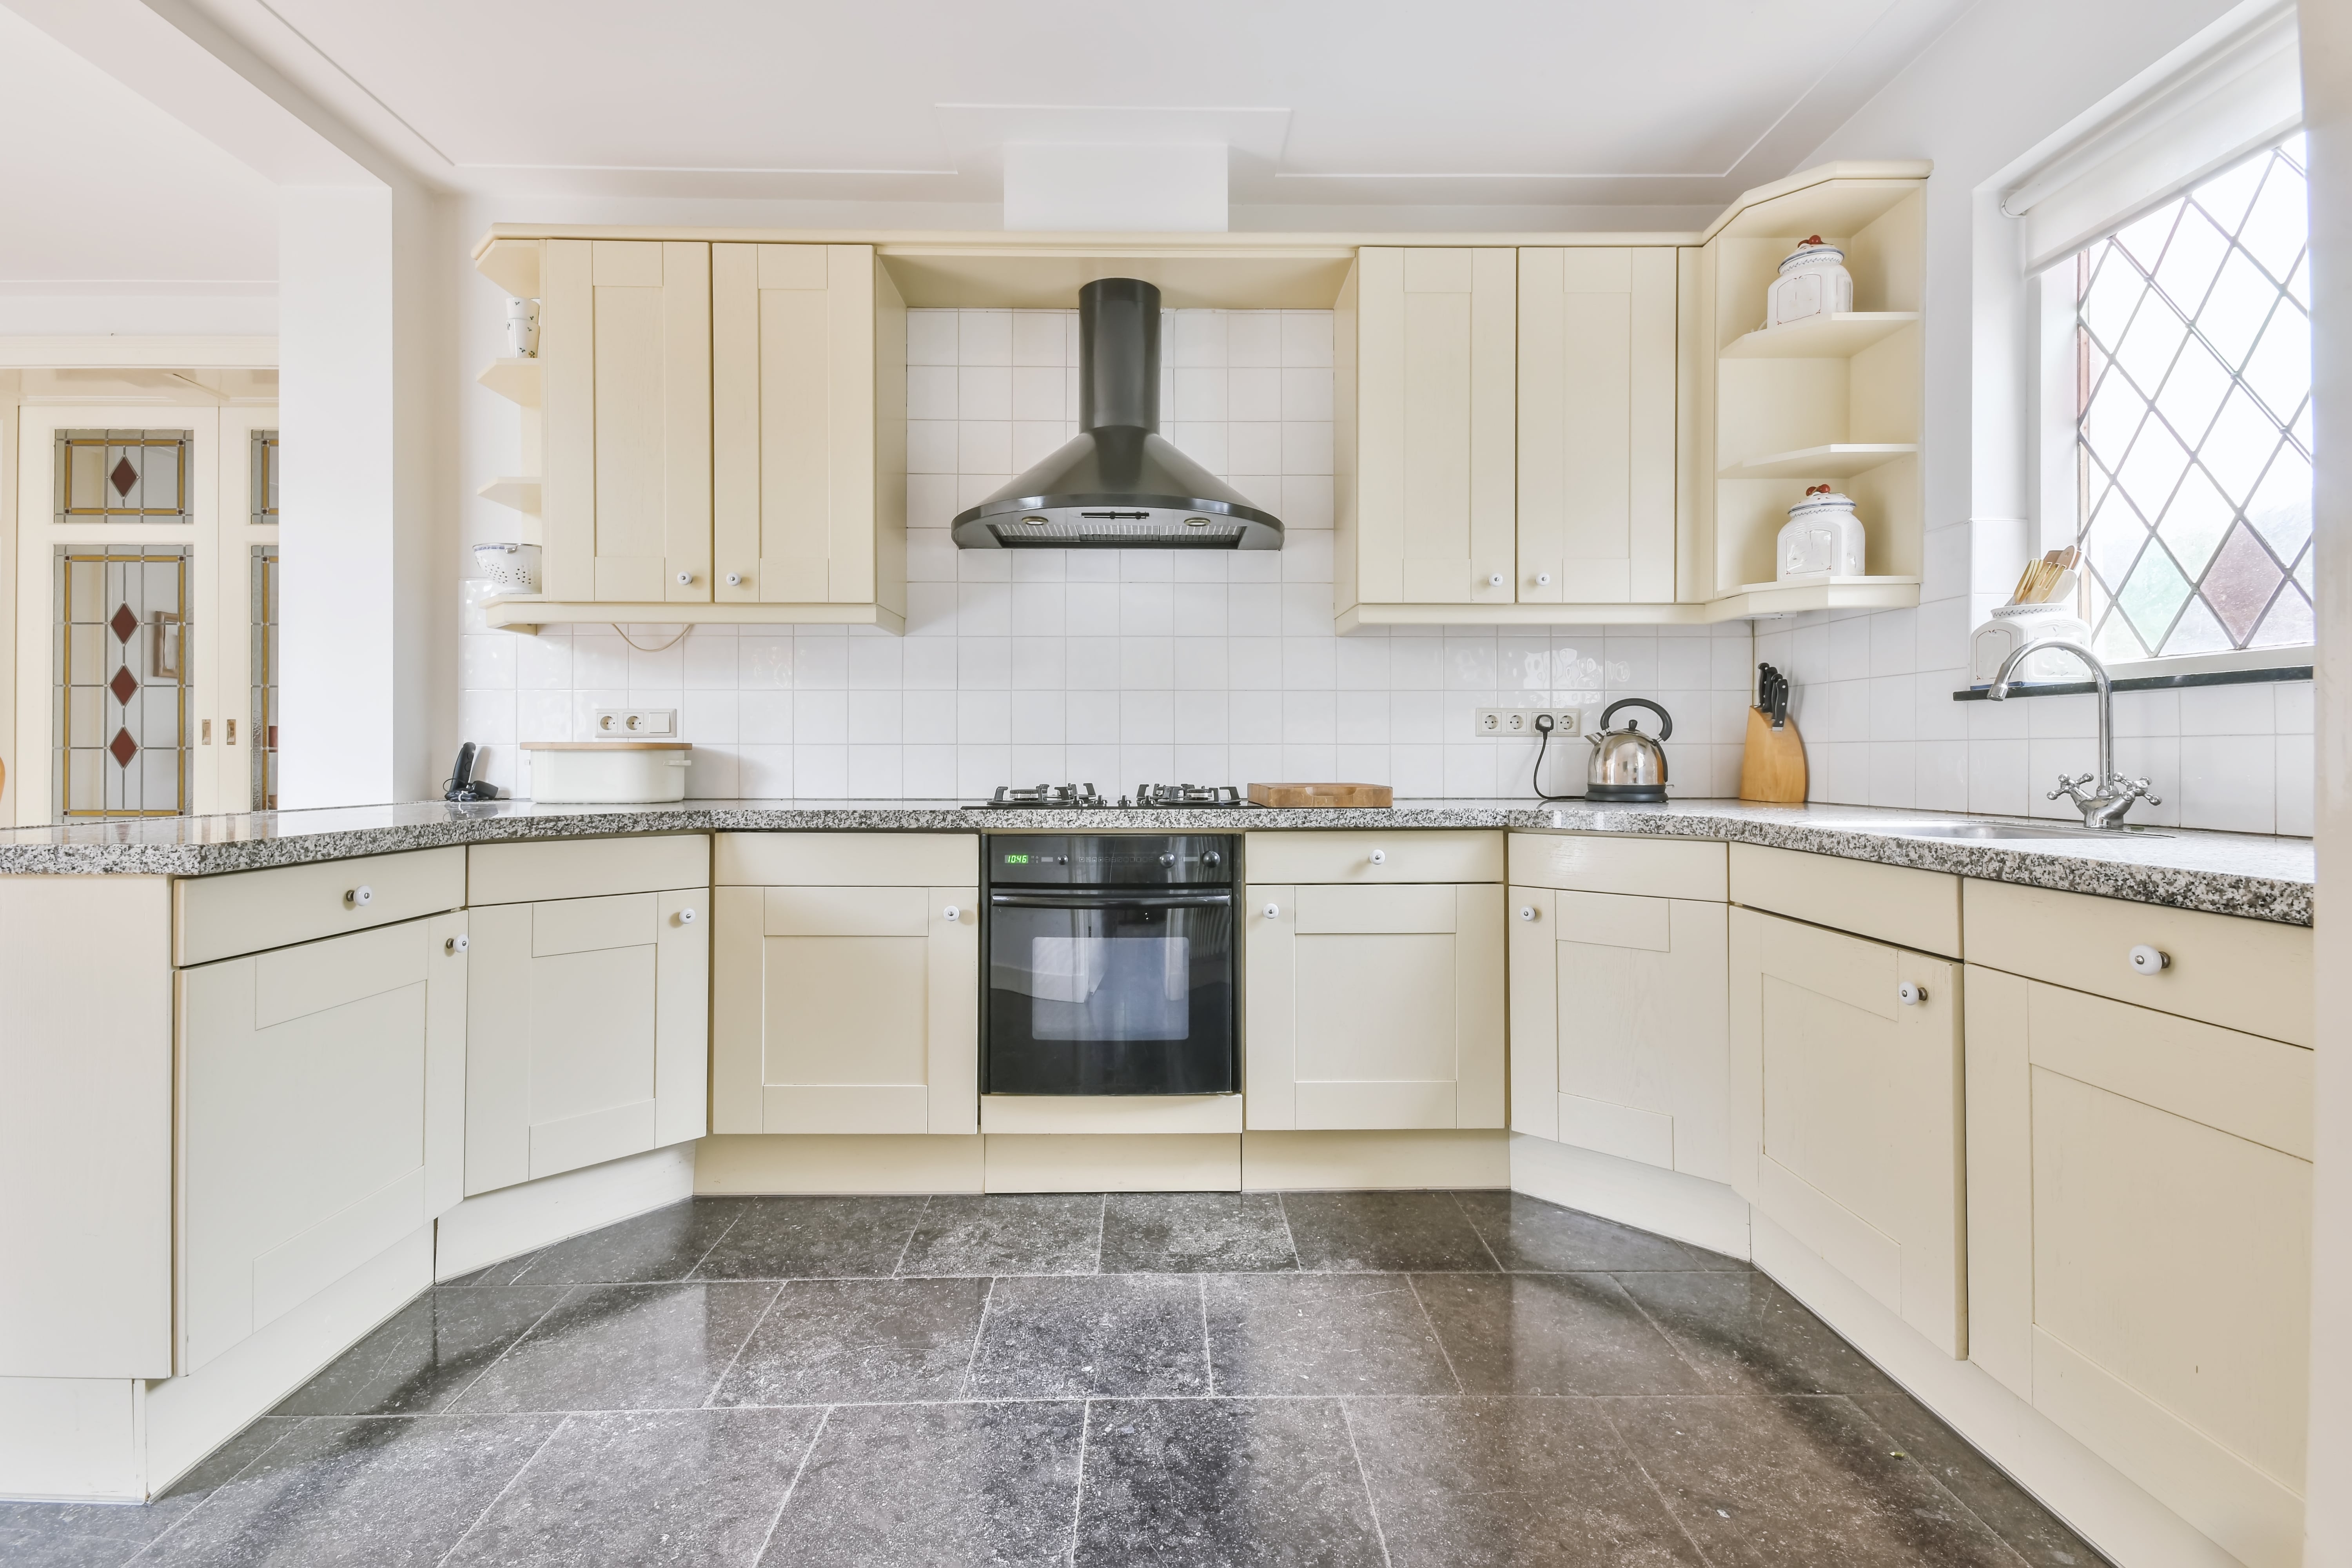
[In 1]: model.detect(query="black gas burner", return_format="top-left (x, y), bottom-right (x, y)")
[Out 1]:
top-left (967, 782), bottom-right (1257, 811)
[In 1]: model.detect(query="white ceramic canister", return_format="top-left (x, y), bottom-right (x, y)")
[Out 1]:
top-left (522, 742), bottom-right (693, 803)
top-left (1766, 236), bottom-right (1854, 329)
top-left (1777, 485), bottom-right (1867, 578)
top-left (1970, 600), bottom-right (2094, 682)
top-left (505, 297), bottom-right (540, 358)
top-left (473, 542), bottom-right (543, 593)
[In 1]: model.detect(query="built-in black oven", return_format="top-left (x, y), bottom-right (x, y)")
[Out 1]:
top-left (983, 834), bottom-right (1238, 1095)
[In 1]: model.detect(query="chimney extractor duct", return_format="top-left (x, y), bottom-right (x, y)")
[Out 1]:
top-left (951, 278), bottom-right (1283, 549)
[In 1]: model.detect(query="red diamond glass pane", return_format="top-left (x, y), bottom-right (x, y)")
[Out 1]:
top-left (108, 603), bottom-right (139, 643)
top-left (108, 666), bottom-right (138, 705)
top-left (2199, 522), bottom-right (2285, 643)
top-left (109, 456), bottom-right (138, 497)
top-left (107, 728), bottom-right (138, 768)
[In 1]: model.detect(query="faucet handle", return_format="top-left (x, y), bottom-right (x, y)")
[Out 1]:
top-left (2120, 775), bottom-right (2162, 806)
top-left (2047, 772), bottom-right (2095, 806)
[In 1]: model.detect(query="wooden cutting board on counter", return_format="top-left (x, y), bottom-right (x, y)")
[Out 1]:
top-left (1247, 782), bottom-right (1394, 808)
top-left (1739, 711), bottom-right (1808, 803)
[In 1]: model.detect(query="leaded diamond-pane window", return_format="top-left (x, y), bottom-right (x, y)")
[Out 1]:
top-left (2075, 136), bottom-right (2312, 659)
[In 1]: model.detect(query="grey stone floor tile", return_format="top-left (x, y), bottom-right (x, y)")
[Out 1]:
top-left (1609, 1394), bottom-right (2026, 1567)
top-left (1349, 1396), bottom-right (1707, 1566)
top-left (1280, 1189), bottom-right (1499, 1272)
top-left (1205, 1272), bottom-right (1456, 1396)
top-left (1099, 1192), bottom-right (1300, 1272)
top-left (711, 1276), bottom-right (992, 1406)
top-left (1414, 1272), bottom-right (1717, 1396)
top-left (437, 1251), bottom-right (544, 1287)
top-left (691, 1194), bottom-right (932, 1280)
top-left (897, 1192), bottom-right (1106, 1276)
top-left (967, 1274), bottom-right (1210, 1398)
top-left (444, 1408), bottom-right (822, 1567)
top-left (503, 1197), bottom-right (742, 1285)
top-left (1613, 1269), bottom-right (1904, 1395)
top-left (1854, 1394), bottom-right (2112, 1567)
top-left (1454, 1190), bottom-right (1742, 1272)
top-left (129, 1414), bottom-right (560, 1566)
top-left (0, 1418), bottom-right (298, 1568)
top-left (451, 1281), bottom-right (777, 1412)
top-left (1076, 1397), bottom-right (1388, 1567)
top-left (270, 1287), bottom-right (569, 1416)
top-left (761, 1400), bottom-right (1085, 1567)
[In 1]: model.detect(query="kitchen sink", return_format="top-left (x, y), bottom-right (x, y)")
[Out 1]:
top-left (1895, 822), bottom-right (2171, 840)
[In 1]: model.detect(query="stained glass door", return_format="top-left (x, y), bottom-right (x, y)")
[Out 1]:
top-left (54, 548), bottom-right (192, 816)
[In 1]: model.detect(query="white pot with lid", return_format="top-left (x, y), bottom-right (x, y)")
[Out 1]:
top-left (1766, 235), bottom-right (1854, 329)
top-left (1777, 485), bottom-right (1867, 579)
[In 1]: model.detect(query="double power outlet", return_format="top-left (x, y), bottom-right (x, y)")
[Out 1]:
top-left (1473, 706), bottom-right (1588, 740)
top-left (592, 707), bottom-right (677, 737)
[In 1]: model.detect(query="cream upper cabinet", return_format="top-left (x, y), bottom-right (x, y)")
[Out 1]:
top-left (712, 832), bottom-right (977, 1136)
top-left (1337, 247), bottom-right (1517, 610)
top-left (463, 837), bottom-right (710, 1196)
top-left (542, 239), bottom-right (713, 604)
top-left (1507, 834), bottom-right (1727, 1178)
top-left (1517, 247), bottom-right (1679, 603)
top-left (711, 243), bottom-right (907, 615)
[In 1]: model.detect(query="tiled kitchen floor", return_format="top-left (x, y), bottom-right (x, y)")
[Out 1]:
top-left (3, 1190), bottom-right (2108, 1567)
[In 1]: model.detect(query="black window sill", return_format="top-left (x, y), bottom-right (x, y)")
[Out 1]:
top-left (1952, 664), bottom-right (2312, 701)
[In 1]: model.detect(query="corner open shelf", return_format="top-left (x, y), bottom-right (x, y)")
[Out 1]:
top-left (477, 475), bottom-right (542, 513)
top-left (477, 358), bottom-right (541, 407)
top-left (1718, 443), bottom-right (1920, 480)
top-left (1713, 575), bottom-right (1922, 618)
top-left (1719, 312), bottom-right (1920, 359)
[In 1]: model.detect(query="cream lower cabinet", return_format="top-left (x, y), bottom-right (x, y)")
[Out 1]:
top-left (713, 832), bottom-right (978, 1135)
top-left (463, 836), bottom-right (710, 1196)
top-left (1507, 834), bottom-right (1727, 1178)
top-left (1728, 902), bottom-right (1964, 1357)
top-left (1245, 829), bottom-right (1504, 1130)
top-left (178, 912), bottom-right (466, 1375)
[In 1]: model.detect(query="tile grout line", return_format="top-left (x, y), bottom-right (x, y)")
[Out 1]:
top-left (956, 1276), bottom-right (998, 1398)
top-left (1838, 1395), bottom-right (2041, 1567)
top-left (1448, 1189), bottom-right (1509, 1273)
top-left (434, 1284), bottom-right (583, 1413)
top-left (430, 1410), bottom-right (573, 1568)
top-left (1609, 1271), bottom-right (1717, 1385)
top-left (1595, 1401), bottom-right (1724, 1568)
top-left (120, 1412), bottom-right (311, 1565)
top-left (1065, 1398), bottom-right (1093, 1564)
top-left (748, 1403), bottom-right (831, 1566)
top-left (680, 1202), bottom-right (749, 1280)
top-left (1336, 1399), bottom-right (1396, 1568)
top-left (1402, 1274), bottom-right (1465, 1395)
top-left (1274, 1191), bottom-right (1304, 1270)
top-left (1093, 1192), bottom-right (1107, 1274)
top-left (889, 1195), bottom-right (931, 1277)
top-left (1197, 1274), bottom-right (1214, 1398)
top-left (701, 1280), bottom-right (789, 1409)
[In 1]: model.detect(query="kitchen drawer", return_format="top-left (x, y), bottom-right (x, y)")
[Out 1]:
top-left (468, 833), bottom-right (708, 907)
top-left (1508, 831), bottom-right (1724, 900)
top-left (1964, 879), bottom-right (2312, 1047)
top-left (1244, 829), bottom-right (1502, 885)
top-left (175, 848), bottom-right (465, 967)
top-left (716, 831), bottom-right (977, 887)
top-left (1729, 842), bottom-right (1959, 958)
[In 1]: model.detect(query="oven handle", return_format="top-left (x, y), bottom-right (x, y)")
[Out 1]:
top-left (989, 891), bottom-right (1233, 909)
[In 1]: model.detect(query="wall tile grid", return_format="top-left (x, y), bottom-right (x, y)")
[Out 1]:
top-left (459, 307), bottom-right (1754, 805)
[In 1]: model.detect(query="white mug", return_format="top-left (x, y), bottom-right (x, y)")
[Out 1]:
top-left (506, 298), bottom-right (540, 358)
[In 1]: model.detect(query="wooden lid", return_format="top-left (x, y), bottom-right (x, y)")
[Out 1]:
top-left (519, 741), bottom-right (692, 751)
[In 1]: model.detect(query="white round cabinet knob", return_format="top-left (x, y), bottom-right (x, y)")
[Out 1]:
top-left (1535, 572), bottom-right (1552, 587)
top-left (1368, 849), bottom-right (1388, 866)
top-left (724, 572), bottom-right (743, 587)
top-left (1487, 572), bottom-right (1506, 588)
top-left (345, 885), bottom-right (372, 908)
top-left (676, 571), bottom-right (694, 585)
top-left (2128, 944), bottom-right (2170, 975)
top-left (1898, 981), bottom-right (1927, 1006)
top-left (677, 907), bottom-right (698, 926)
top-left (1263, 902), bottom-right (1280, 920)
top-left (942, 905), bottom-right (960, 922)
top-left (1518, 905), bottom-right (1537, 922)
top-left (445, 934), bottom-right (469, 955)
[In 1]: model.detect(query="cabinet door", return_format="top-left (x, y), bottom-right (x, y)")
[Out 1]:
top-left (1352, 247), bottom-right (1517, 606)
top-left (543, 238), bottom-right (713, 603)
top-left (465, 888), bottom-right (707, 1196)
top-left (1508, 886), bottom-right (1726, 1179)
top-left (1966, 965), bottom-right (2309, 1568)
top-left (1245, 882), bottom-right (1503, 1130)
top-left (1517, 247), bottom-right (1679, 603)
top-left (712, 243), bottom-right (907, 608)
top-left (711, 882), bottom-right (978, 1134)
top-left (178, 913), bottom-right (465, 1374)
top-left (1729, 907), bottom-right (1962, 1355)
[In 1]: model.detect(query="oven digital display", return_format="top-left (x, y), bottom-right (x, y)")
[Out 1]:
top-left (1003, 853), bottom-right (1030, 864)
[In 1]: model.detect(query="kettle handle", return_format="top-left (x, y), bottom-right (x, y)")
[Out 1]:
top-left (1599, 697), bottom-right (1673, 742)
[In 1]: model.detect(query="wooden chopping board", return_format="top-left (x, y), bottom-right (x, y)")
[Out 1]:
top-left (1247, 782), bottom-right (1394, 808)
top-left (1738, 711), bottom-right (1808, 803)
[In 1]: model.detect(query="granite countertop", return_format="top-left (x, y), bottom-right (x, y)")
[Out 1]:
top-left (0, 797), bottom-right (2312, 925)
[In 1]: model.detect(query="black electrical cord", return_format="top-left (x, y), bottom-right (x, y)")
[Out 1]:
top-left (1531, 712), bottom-right (1581, 802)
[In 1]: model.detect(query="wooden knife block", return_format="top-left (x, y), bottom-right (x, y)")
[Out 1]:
top-left (1739, 709), bottom-right (1808, 803)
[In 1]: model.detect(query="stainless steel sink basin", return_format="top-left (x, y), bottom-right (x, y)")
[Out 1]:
top-left (1896, 822), bottom-right (2171, 840)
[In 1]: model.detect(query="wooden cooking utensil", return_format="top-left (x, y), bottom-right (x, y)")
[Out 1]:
top-left (1246, 782), bottom-right (1394, 808)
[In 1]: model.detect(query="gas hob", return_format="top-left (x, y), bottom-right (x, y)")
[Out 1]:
top-left (966, 783), bottom-right (1257, 810)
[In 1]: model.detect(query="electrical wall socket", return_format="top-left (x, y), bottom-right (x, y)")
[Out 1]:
top-left (1472, 706), bottom-right (1585, 740)
top-left (592, 708), bottom-right (676, 737)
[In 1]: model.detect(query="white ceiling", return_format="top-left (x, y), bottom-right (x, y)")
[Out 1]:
top-left (185, 0), bottom-right (1967, 211)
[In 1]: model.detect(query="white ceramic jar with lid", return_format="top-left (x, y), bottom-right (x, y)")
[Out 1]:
top-left (1777, 485), bottom-right (1866, 579)
top-left (1766, 236), bottom-right (1853, 328)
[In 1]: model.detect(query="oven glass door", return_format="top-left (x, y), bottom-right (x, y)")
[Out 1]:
top-left (986, 892), bottom-right (1235, 1094)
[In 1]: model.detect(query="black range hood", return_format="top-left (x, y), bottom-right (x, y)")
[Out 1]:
top-left (951, 278), bottom-right (1284, 550)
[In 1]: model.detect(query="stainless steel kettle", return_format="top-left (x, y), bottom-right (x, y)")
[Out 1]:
top-left (1586, 698), bottom-right (1672, 802)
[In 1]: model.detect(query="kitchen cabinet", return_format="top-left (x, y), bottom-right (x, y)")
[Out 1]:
top-left (1728, 847), bottom-right (1964, 1357)
top-left (1963, 882), bottom-right (2311, 1568)
top-left (462, 835), bottom-right (710, 1196)
top-left (712, 832), bottom-right (978, 1135)
top-left (1507, 834), bottom-right (1727, 1178)
top-left (1516, 247), bottom-right (1681, 603)
top-left (177, 910), bottom-right (466, 1375)
top-left (1244, 829), bottom-right (1504, 1131)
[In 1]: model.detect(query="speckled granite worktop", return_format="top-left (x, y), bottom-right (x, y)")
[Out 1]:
top-left (0, 797), bottom-right (2312, 924)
